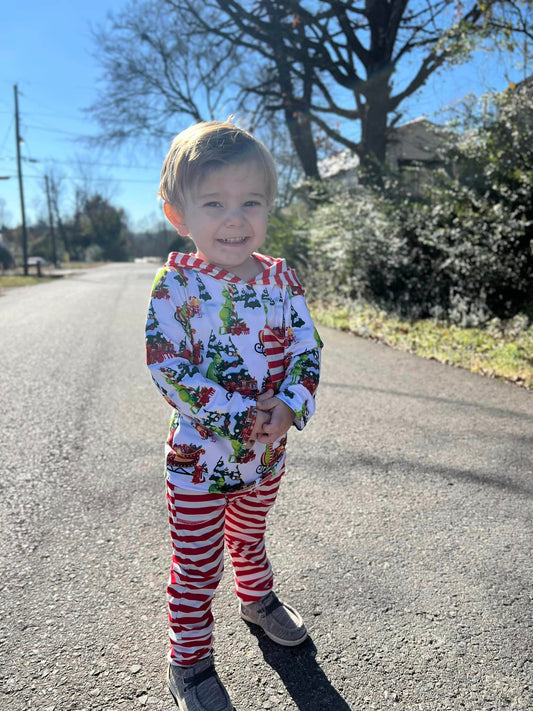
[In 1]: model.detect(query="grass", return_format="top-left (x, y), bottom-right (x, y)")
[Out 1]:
top-left (0, 262), bottom-right (104, 292)
top-left (62, 261), bottom-right (102, 269)
top-left (311, 300), bottom-right (533, 390)
top-left (0, 274), bottom-right (54, 289)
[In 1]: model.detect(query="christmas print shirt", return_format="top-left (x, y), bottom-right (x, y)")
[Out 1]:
top-left (146, 251), bottom-right (322, 493)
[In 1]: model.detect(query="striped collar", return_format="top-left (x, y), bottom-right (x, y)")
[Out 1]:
top-left (165, 251), bottom-right (304, 291)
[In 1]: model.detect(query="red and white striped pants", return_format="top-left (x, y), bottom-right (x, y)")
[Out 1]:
top-left (165, 468), bottom-right (284, 665)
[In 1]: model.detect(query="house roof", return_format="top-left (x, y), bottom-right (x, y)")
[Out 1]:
top-left (318, 117), bottom-right (449, 178)
top-left (318, 148), bottom-right (360, 179)
top-left (388, 118), bottom-right (449, 162)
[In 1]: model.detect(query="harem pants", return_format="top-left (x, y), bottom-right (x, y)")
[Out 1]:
top-left (165, 467), bottom-right (284, 666)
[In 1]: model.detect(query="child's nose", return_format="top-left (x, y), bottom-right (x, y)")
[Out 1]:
top-left (224, 207), bottom-right (245, 226)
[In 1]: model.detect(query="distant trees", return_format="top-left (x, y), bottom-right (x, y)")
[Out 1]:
top-left (74, 193), bottom-right (130, 262)
top-left (0, 241), bottom-right (15, 270)
top-left (44, 171), bottom-right (72, 260)
top-left (2, 192), bottom-right (131, 264)
top-left (89, 0), bottom-right (533, 180)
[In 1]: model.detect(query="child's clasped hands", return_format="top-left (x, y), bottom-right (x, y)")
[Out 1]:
top-left (247, 388), bottom-right (295, 446)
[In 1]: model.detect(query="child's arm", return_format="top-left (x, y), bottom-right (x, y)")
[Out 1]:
top-left (275, 279), bottom-right (322, 431)
top-left (146, 267), bottom-right (257, 444)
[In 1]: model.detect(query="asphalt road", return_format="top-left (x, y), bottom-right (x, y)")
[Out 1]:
top-left (1, 262), bottom-right (531, 711)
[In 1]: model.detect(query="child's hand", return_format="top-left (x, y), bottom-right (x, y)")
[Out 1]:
top-left (245, 389), bottom-right (275, 448)
top-left (246, 408), bottom-right (270, 446)
top-left (255, 396), bottom-right (294, 444)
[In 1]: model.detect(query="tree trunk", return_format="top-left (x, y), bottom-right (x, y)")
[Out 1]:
top-left (284, 108), bottom-right (320, 179)
top-left (266, 1), bottom-right (320, 180)
top-left (359, 75), bottom-right (391, 183)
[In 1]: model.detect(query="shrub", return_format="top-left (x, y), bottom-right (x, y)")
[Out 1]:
top-left (0, 242), bottom-right (15, 270)
top-left (299, 84), bottom-right (533, 326)
top-left (264, 211), bottom-right (309, 270)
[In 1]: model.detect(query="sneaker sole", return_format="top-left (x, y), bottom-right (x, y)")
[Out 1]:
top-left (240, 609), bottom-right (308, 646)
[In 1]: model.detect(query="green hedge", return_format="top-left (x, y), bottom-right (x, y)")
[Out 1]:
top-left (270, 85), bottom-right (533, 327)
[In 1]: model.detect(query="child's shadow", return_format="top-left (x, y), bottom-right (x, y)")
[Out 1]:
top-left (238, 625), bottom-right (351, 710)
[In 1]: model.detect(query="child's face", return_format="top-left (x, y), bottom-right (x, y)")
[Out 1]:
top-left (168, 161), bottom-right (269, 276)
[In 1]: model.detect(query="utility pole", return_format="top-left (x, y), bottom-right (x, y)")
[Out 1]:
top-left (14, 84), bottom-right (29, 276)
top-left (45, 175), bottom-right (58, 267)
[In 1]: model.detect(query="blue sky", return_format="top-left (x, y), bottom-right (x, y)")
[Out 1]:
top-left (0, 0), bottom-right (167, 232)
top-left (0, 1), bottom-right (526, 232)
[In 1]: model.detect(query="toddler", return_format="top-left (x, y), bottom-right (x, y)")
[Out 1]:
top-left (146, 120), bottom-right (321, 711)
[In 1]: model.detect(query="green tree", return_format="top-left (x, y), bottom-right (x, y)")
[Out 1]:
top-left (303, 81), bottom-right (533, 324)
top-left (0, 241), bottom-right (15, 270)
top-left (75, 194), bottom-right (131, 261)
top-left (428, 81), bottom-right (533, 320)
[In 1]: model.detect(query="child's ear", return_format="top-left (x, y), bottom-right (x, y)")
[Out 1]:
top-left (164, 203), bottom-right (189, 236)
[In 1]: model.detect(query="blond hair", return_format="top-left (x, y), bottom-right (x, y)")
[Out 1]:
top-left (159, 120), bottom-right (278, 211)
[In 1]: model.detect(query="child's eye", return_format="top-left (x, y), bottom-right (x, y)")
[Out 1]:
top-left (244, 200), bottom-right (261, 207)
top-left (203, 201), bottom-right (222, 208)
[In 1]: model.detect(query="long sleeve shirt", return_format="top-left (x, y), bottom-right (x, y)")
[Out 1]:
top-left (146, 251), bottom-right (321, 493)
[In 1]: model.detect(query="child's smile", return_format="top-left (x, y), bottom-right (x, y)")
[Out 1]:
top-left (166, 161), bottom-right (269, 280)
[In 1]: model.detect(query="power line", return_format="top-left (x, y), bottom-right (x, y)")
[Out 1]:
top-left (17, 173), bottom-right (157, 184)
top-left (25, 123), bottom-right (89, 137)
top-left (0, 108), bottom-right (88, 122)
top-left (0, 117), bottom-right (14, 155)
top-left (0, 154), bottom-right (161, 171)
top-left (14, 104), bottom-right (90, 123)
top-left (2, 86), bottom-right (162, 225)
top-left (35, 157), bottom-right (160, 170)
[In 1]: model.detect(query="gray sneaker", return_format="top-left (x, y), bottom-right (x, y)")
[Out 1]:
top-left (167, 655), bottom-right (232, 711)
top-left (240, 591), bottom-right (308, 646)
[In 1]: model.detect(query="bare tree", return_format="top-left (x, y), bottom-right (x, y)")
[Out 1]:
top-left (89, 0), bottom-right (533, 179)
top-left (203, 0), bottom-right (532, 177)
top-left (88, 0), bottom-right (245, 146)
top-left (0, 198), bottom-right (12, 229)
top-left (44, 169), bottom-right (72, 259)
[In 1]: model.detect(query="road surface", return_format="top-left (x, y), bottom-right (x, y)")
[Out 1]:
top-left (1, 262), bottom-right (531, 710)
